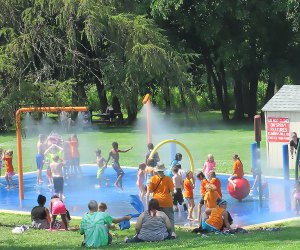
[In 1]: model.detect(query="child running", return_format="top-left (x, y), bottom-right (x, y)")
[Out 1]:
top-left (172, 166), bottom-right (184, 212)
top-left (183, 171), bottom-right (195, 220)
top-left (105, 142), bottom-right (133, 190)
top-left (293, 181), bottom-right (300, 215)
top-left (3, 149), bottom-right (15, 189)
top-left (228, 154), bottom-right (244, 190)
top-left (96, 149), bottom-right (108, 188)
top-left (203, 154), bottom-right (216, 179)
top-left (136, 163), bottom-right (146, 201)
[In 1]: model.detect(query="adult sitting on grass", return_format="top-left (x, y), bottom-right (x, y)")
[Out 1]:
top-left (80, 200), bottom-right (131, 248)
top-left (202, 199), bottom-right (232, 232)
top-left (147, 163), bottom-right (176, 238)
top-left (125, 198), bottom-right (171, 243)
top-left (31, 194), bottom-right (51, 229)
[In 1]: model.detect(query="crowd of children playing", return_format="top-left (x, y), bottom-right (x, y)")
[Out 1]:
top-left (2, 133), bottom-right (300, 248)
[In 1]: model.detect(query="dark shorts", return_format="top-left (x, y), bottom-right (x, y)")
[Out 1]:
top-left (36, 154), bottom-right (44, 170)
top-left (199, 196), bottom-right (205, 205)
top-left (112, 162), bottom-right (125, 177)
top-left (53, 177), bottom-right (64, 193)
top-left (173, 188), bottom-right (184, 205)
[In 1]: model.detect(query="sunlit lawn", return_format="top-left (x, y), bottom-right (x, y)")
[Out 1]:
top-left (0, 212), bottom-right (299, 250)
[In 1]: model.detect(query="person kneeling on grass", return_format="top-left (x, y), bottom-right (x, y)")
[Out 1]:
top-left (80, 200), bottom-right (131, 248)
top-left (202, 199), bottom-right (232, 232)
top-left (125, 198), bottom-right (172, 243)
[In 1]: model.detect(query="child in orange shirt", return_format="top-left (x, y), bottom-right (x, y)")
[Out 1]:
top-left (196, 171), bottom-right (209, 222)
top-left (228, 154), bottom-right (244, 190)
top-left (204, 183), bottom-right (221, 208)
top-left (3, 149), bottom-right (15, 189)
top-left (184, 171), bottom-right (195, 220)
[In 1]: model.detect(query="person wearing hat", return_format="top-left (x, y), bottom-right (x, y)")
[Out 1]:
top-left (201, 199), bottom-right (231, 232)
top-left (147, 163), bottom-right (176, 237)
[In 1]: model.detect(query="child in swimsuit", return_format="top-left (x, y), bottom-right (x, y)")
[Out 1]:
top-left (96, 149), bottom-right (108, 188)
top-left (105, 142), bottom-right (132, 190)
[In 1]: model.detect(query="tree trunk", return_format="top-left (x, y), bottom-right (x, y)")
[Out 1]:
top-left (248, 75), bottom-right (259, 118)
top-left (264, 78), bottom-right (275, 105)
top-left (163, 85), bottom-right (171, 117)
top-left (126, 105), bottom-right (137, 124)
top-left (206, 68), bottom-right (215, 108)
top-left (95, 81), bottom-right (108, 113)
top-left (112, 96), bottom-right (121, 114)
top-left (233, 76), bottom-right (245, 120)
top-left (179, 85), bottom-right (188, 119)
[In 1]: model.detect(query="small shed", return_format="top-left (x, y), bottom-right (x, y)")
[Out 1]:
top-left (262, 85), bottom-right (300, 169)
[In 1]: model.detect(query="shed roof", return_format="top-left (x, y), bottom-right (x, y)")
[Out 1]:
top-left (262, 85), bottom-right (300, 111)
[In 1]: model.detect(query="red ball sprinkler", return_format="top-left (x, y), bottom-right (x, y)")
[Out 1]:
top-left (142, 94), bottom-right (152, 144)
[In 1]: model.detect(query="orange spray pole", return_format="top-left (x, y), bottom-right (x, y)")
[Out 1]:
top-left (143, 94), bottom-right (152, 144)
top-left (16, 106), bottom-right (88, 201)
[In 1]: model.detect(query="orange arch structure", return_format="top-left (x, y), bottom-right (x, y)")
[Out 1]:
top-left (16, 106), bottom-right (88, 201)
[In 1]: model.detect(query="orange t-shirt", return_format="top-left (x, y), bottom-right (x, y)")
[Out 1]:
top-left (4, 155), bottom-right (14, 173)
top-left (233, 160), bottom-right (244, 178)
top-left (183, 178), bottom-right (194, 198)
top-left (148, 175), bottom-right (174, 208)
top-left (200, 178), bottom-right (209, 197)
top-left (210, 178), bottom-right (222, 198)
top-left (70, 140), bottom-right (79, 158)
top-left (204, 190), bottom-right (221, 208)
top-left (206, 207), bottom-right (225, 230)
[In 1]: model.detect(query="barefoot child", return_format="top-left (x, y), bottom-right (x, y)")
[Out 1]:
top-left (184, 171), bottom-right (195, 220)
top-left (36, 134), bottom-right (47, 185)
top-left (172, 166), bottom-right (184, 212)
top-left (136, 163), bottom-right (146, 200)
top-left (196, 171), bottom-right (209, 223)
top-left (50, 155), bottom-right (65, 200)
top-left (105, 142), bottom-right (133, 190)
top-left (203, 154), bottom-right (216, 179)
top-left (228, 154), bottom-right (244, 190)
top-left (96, 149), bottom-right (108, 188)
top-left (70, 134), bottom-right (82, 176)
top-left (3, 150), bottom-right (15, 189)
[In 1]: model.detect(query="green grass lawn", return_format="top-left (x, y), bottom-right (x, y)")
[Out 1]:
top-left (0, 212), bottom-right (299, 250)
top-left (0, 111), bottom-right (271, 176)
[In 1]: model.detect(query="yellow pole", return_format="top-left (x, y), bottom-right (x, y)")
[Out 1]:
top-left (16, 106), bottom-right (88, 200)
top-left (149, 139), bottom-right (195, 172)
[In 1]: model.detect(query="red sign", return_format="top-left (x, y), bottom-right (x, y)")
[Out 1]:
top-left (267, 117), bottom-right (290, 142)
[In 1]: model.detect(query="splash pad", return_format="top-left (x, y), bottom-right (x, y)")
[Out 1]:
top-left (0, 166), bottom-right (296, 227)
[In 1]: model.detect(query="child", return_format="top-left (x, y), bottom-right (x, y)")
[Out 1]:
top-left (203, 154), bottom-right (216, 179)
top-left (293, 181), bottom-right (300, 215)
top-left (208, 171), bottom-right (222, 198)
top-left (49, 195), bottom-right (68, 230)
top-left (3, 150), bottom-right (15, 189)
top-left (36, 134), bottom-right (47, 185)
top-left (0, 147), bottom-right (3, 177)
top-left (96, 149), bottom-right (108, 188)
top-left (70, 134), bottom-right (82, 176)
top-left (172, 166), bottom-right (184, 212)
top-left (136, 163), bottom-right (146, 201)
top-left (105, 142), bottom-right (133, 190)
top-left (183, 171), bottom-right (195, 220)
top-left (204, 183), bottom-right (221, 208)
top-left (196, 171), bottom-right (209, 222)
top-left (44, 144), bottom-right (64, 187)
top-left (167, 153), bottom-right (182, 177)
top-left (50, 155), bottom-right (65, 200)
top-left (98, 202), bottom-right (114, 242)
top-left (228, 154), bottom-right (244, 191)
